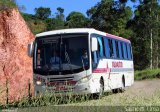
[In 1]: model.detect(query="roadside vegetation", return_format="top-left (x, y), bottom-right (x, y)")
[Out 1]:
top-left (1, 80), bottom-right (160, 111)
top-left (22, 7), bottom-right (88, 34)
top-left (10, 89), bottom-right (160, 112)
top-left (2, 93), bottom-right (93, 109)
top-left (135, 69), bottom-right (160, 80)
top-left (0, 0), bottom-right (17, 11)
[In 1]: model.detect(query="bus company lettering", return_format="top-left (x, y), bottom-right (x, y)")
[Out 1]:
top-left (112, 61), bottom-right (123, 68)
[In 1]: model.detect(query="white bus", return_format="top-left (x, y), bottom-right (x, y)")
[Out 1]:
top-left (28, 28), bottom-right (134, 96)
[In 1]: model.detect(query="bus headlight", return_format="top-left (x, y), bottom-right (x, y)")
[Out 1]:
top-left (36, 80), bottom-right (42, 85)
top-left (77, 75), bottom-right (92, 84)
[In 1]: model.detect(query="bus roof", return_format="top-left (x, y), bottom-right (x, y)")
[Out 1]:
top-left (36, 28), bottom-right (130, 43)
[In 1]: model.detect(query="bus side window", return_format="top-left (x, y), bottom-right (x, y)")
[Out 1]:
top-left (91, 52), bottom-right (98, 69)
top-left (124, 43), bottom-right (128, 59)
top-left (118, 41), bottom-right (122, 59)
top-left (104, 38), bottom-right (110, 58)
top-left (123, 42), bottom-right (127, 59)
top-left (96, 38), bottom-right (100, 59)
top-left (128, 44), bottom-right (133, 60)
top-left (115, 40), bottom-right (120, 59)
top-left (112, 39), bottom-right (117, 59)
top-left (125, 43), bottom-right (128, 59)
top-left (121, 42), bottom-right (124, 59)
top-left (97, 37), bottom-right (104, 58)
top-left (127, 43), bottom-right (131, 60)
top-left (102, 37), bottom-right (106, 58)
top-left (108, 39), bottom-right (114, 58)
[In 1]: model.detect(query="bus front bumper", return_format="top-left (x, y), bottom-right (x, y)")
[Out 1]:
top-left (34, 82), bottom-right (93, 96)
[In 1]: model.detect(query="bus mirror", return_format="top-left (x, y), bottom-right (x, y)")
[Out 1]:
top-left (28, 42), bottom-right (34, 57)
top-left (91, 38), bottom-right (98, 51)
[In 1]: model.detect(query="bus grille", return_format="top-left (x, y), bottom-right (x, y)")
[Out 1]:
top-left (48, 76), bottom-right (74, 82)
top-left (47, 76), bottom-right (76, 87)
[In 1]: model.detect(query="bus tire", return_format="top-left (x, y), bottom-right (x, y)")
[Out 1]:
top-left (112, 88), bottom-right (119, 93)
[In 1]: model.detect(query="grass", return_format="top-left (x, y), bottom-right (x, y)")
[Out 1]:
top-left (63, 91), bottom-right (160, 106)
top-left (1, 69), bottom-right (160, 111)
top-left (2, 92), bottom-right (92, 109)
top-left (135, 69), bottom-right (160, 80)
top-left (4, 90), bottom-right (160, 112)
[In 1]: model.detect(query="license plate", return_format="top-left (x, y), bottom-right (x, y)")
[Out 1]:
top-left (55, 86), bottom-right (67, 91)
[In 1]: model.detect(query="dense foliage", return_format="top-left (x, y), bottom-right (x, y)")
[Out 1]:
top-left (135, 69), bottom-right (160, 80)
top-left (0, 0), bottom-right (17, 10)
top-left (66, 11), bottom-right (89, 28)
top-left (129, 0), bottom-right (160, 70)
top-left (1, 0), bottom-right (160, 70)
top-left (35, 7), bottom-right (51, 20)
top-left (87, 0), bottom-right (133, 38)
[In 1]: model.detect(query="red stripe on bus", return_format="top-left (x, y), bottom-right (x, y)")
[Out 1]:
top-left (93, 68), bottom-right (111, 73)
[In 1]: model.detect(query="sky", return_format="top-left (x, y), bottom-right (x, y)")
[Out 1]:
top-left (16, 0), bottom-right (137, 17)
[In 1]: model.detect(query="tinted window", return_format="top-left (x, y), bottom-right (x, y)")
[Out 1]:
top-left (108, 39), bottom-right (114, 58)
top-left (123, 43), bottom-right (127, 59)
top-left (115, 41), bottom-right (120, 59)
top-left (97, 37), bottom-right (104, 57)
top-left (104, 38), bottom-right (110, 58)
top-left (125, 43), bottom-right (128, 59)
top-left (102, 37), bottom-right (105, 57)
top-left (121, 42), bottom-right (124, 59)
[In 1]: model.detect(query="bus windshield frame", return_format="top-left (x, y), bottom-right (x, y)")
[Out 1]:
top-left (33, 33), bottom-right (90, 75)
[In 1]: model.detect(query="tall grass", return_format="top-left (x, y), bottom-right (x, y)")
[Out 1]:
top-left (4, 90), bottom-right (160, 112)
top-left (135, 69), bottom-right (160, 80)
top-left (2, 91), bottom-right (92, 109)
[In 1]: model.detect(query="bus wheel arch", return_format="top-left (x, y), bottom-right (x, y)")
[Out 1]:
top-left (120, 75), bottom-right (125, 92)
top-left (99, 76), bottom-right (104, 98)
top-left (122, 75), bottom-right (125, 87)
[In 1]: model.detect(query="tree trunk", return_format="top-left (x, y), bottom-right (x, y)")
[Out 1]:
top-left (150, 28), bottom-right (153, 69)
top-left (156, 14), bottom-right (159, 69)
top-left (156, 43), bottom-right (159, 68)
top-left (149, 5), bottom-right (153, 69)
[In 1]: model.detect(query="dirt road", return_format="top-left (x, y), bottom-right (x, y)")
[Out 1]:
top-left (67, 79), bottom-right (160, 106)
top-left (129, 79), bottom-right (160, 97)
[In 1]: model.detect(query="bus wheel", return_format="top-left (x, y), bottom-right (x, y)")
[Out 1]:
top-left (98, 78), bottom-right (104, 98)
top-left (92, 78), bottom-right (104, 99)
top-left (112, 89), bottom-right (119, 93)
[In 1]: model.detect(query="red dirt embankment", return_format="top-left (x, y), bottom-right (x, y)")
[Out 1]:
top-left (0, 9), bottom-right (34, 103)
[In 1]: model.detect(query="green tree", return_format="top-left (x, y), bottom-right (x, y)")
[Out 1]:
top-left (56, 7), bottom-right (65, 21)
top-left (46, 18), bottom-right (65, 30)
top-left (35, 7), bottom-right (51, 20)
top-left (87, 0), bottom-right (133, 38)
top-left (129, 0), bottom-right (160, 70)
top-left (0, 0), bottom-right (17, 10)
top-left (66, 11), bottom-right (88, 28)
top-left (46, 7), bottom-right (65, 30)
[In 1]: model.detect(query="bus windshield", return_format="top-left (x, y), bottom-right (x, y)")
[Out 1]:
top-left (33, 33), bottom-right (89, 75)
